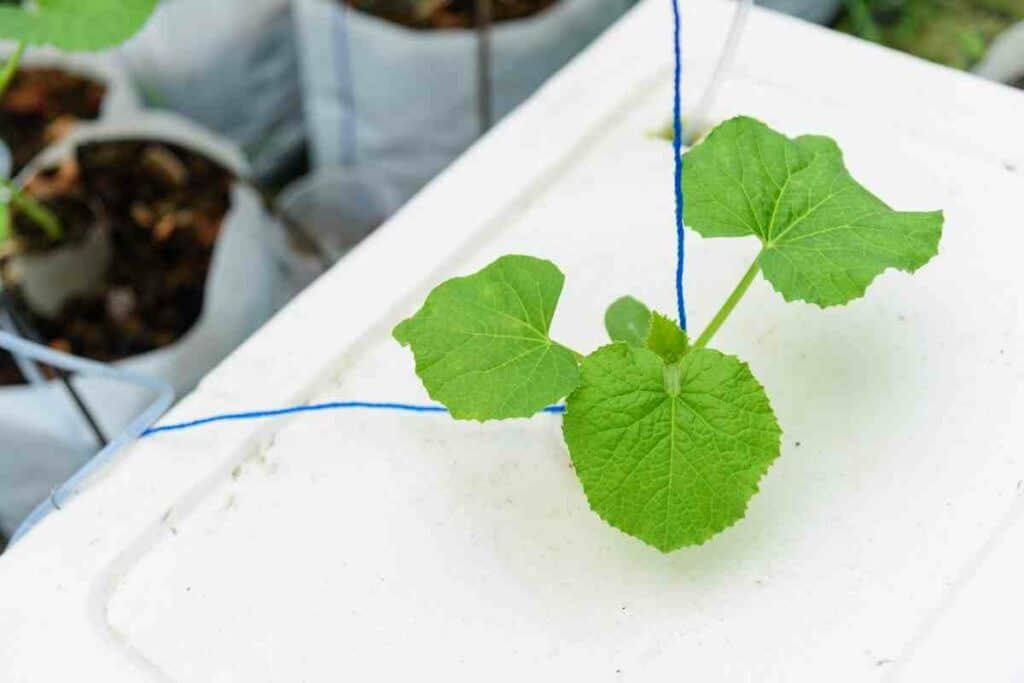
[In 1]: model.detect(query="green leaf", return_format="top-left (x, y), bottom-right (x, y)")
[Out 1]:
top-left (604, 295), bottom-right (650, 346)
top-left (605, 297), bottom-right (688, 362)
top-left (394, 255), bottom-right (580, 421)
top-left (683, 116), bottom-right (943, 307)
top-left (0, 203), bottom-right (9, 244)
top-left (645, 312), bottom-right (687, 363)
top-left (0, 0), bottom-right (158, 51)
top-left (563, 343), bottom-right (781, 551)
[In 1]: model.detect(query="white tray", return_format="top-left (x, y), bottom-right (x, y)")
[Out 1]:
top-left (2, 1), bottom-right (1024, 680)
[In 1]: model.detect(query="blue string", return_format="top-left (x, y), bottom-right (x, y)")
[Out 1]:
top-left (141, 6), bottom-right (686, 439)
top-left (143, 402), bottom-right (567, 437)
top-left (672, 0), bottom-right (687, 331)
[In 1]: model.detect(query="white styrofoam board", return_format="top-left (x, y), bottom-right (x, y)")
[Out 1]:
top-left (2, 0), bottom-right (1023, 680)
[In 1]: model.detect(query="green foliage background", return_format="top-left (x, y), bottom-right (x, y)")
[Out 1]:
top-left (837, 0), bottom-right (1024, 71)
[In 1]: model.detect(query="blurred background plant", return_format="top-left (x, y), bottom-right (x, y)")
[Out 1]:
top-left (836, 0), bottom-right (1024, 71)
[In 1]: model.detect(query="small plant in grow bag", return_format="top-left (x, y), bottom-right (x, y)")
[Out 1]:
top-left (0, 0), bottom-right (158, 253)
top-left (6, 140), bottom-right (234, 362)
top-left (395, 116), bottom-right (944, 552)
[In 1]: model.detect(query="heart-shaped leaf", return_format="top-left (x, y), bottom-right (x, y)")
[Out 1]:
top-left (683, 116), bottom-right (943, 307)
top-left (563, 343), bottom-right (781, 551)
top-left (394, 255), bottom-right (579, 421)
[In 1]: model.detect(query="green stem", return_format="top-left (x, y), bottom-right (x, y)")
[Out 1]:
top-left (0, 42), bottom-right (25, 101)
top-left (693, 256), bottom-right (760, 350)
top-left (0, 43), bottom-right (62, 243)
top-left (2, 179), bottom-right (62, 240)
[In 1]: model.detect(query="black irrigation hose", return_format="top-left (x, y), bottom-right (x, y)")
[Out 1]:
top-left (1, 291), bottom-right (108, 448)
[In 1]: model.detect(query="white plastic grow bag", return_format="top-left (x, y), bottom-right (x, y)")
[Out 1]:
top-left (974, 20), bottom-right (1024, 86)
top-left (0, 44), bottom-right (140, 120)
top-left (273, 161), bottom-right (430, 298)
top-left (0, 113), bottom-right (288, 537)
top-left (119, 0), bottom-right (304, 180)
top-left (0, 48), bottom-right (138, 537)
top-left (0, 43), bottom-right (139, 176)
top-left (294, 0), bottom-right (630, 188)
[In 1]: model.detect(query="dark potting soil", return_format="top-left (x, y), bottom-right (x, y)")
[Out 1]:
top-left (1, 141), bottom-right (234, 380)
top-left (344, 0), bottom-right (557, 29)
top-left (0, 350), bottom-right (23, 385)
top-left (0, 67), bottom-right (106, 175)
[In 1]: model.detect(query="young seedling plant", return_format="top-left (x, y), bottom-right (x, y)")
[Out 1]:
top-left (0, 0), bottom-right (158, 255)
top-left (395, 116), bottom-right (944, 552)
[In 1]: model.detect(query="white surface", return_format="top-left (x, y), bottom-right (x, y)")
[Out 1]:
top-left (3, 1), bottom-right (1024, 680)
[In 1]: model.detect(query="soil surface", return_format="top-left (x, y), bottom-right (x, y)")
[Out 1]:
top-left (0, 349), bottom-right (22, 385)
top-left (0, 67), bottom-right (106, 175)
top-left (344, 0), bottom-right (557, 29)
top-left (0, 141), bottom-right (234, 385)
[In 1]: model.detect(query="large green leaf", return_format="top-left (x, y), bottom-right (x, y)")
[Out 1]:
top-left (563, 343), bottom-right (781, 551)
top-left (0, 0), bottom-right (158, 51)
top-left (394, 255), bottom-right (580, 421)
top-left (683, 116), bottom-right (943, 307)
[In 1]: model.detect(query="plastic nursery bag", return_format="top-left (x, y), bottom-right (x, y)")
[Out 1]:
top-left (974, 21), bottom-right (1024, 86)
top-left (293, 0), bottom-right (630, 193)
top-left (0, 112), bottom-right (295, 537)
top-left (119, 0), bottom-right (304, 181)
top-left (273, 160), bottom-right (431, 300)
top-left (5, 45), bottom-right (140, 118)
